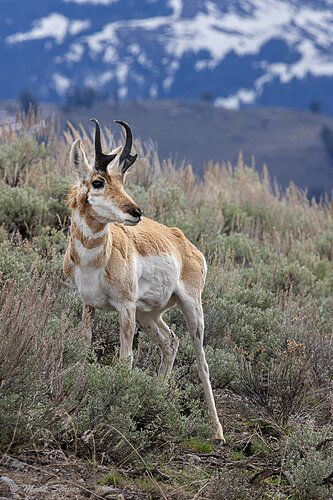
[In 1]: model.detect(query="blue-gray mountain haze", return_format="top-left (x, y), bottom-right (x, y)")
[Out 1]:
top-left (2, 0), bottom-right (333, 113)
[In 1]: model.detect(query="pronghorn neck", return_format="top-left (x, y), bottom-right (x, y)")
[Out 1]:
top-left (71, 208), bottom-right (110, 268)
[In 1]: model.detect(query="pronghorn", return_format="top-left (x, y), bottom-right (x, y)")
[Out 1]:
top-left (63, 118), bottom-right (224, 441)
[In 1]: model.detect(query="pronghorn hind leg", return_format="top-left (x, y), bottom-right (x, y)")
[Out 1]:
top-left (156, 316), bottom-right (179, 377)
top-left (176, 292), bottom-right (225, 442)
top-left (136, 311), bottom-right (179, 379)
top-left (118, 305), bottom-right (137, 369)
top-left (82, 304), bottom-right (95, 346)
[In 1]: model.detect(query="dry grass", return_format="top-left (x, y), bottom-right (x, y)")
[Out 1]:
top-left (0, 111), bottom-right (332, 499)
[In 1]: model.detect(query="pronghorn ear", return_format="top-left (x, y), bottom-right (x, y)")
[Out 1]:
top-left (70, 138), bottom-right (92, 180)
top-left (106, 145), bottom-right (123, 175)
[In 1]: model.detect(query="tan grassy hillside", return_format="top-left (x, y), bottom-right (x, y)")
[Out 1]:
top-left (58, 99), bottom-right (333, 197)
top-left (0, 112), bottom-right (332, 499)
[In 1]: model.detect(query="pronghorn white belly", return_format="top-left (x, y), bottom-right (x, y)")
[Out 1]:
top-left (136, 255), bottom-right (181, 312)
top-left (74, 267), bottom-right (111, 309)
top-left (73, 239), bottom-right (111, 310)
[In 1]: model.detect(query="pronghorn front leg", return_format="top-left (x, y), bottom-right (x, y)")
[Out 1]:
top-left (118, 305), bottom-right (136, 368)
top-left (82, 304), bottom-right (95, 346)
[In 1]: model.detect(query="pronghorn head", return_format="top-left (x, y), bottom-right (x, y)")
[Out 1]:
top-left (70, 119), bottom-right (142, 226)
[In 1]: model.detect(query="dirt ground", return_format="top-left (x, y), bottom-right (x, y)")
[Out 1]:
top-left (0, 451), bottom-right (144, 500)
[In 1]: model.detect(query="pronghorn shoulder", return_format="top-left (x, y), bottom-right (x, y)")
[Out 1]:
top-left (111, 217), bottom-right (175, 257)
top-left (131, 218), bottom-right (206, 285)
top-left (111, 217), bottom-right (201, 262)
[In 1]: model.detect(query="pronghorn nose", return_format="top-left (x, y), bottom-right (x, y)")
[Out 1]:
top-left (130, 207), bottom-right (142, 218)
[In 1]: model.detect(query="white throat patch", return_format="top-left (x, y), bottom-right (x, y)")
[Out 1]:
top-left (74, 239), bottom-right (105, 264)
top-left (73, 209), bottom-right (108, 239)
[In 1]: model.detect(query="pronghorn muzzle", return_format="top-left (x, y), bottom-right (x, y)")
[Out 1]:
top-left (124, 205), bottom-right (143, 226)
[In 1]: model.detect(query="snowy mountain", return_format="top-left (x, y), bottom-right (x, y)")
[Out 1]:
top-left (2, 0), bottom-right (333, 112)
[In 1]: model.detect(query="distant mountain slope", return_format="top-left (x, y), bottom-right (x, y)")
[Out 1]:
top-left (58, 100), bottom-right (333, 197)
top-left (2, 0), bottom-right (333, 113)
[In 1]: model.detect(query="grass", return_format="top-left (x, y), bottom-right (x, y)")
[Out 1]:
top-left (182, 438), bottom-right (215, 454)
top-left (98, 468), bottom-right (126, 487)
top-left (0, 110), bottom-right (332, 499)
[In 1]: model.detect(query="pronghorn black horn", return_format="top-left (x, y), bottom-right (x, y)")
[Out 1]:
top-left (90, 118), bottom-right (117, 173)
top-left (114, 120), bottom-right (138, 173)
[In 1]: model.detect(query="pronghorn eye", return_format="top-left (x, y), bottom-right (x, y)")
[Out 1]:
top-left (92, 179), bottom-right (105, 189)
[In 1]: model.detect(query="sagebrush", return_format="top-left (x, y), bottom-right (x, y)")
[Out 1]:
top-left (0, 111), bottom-right (332, 499)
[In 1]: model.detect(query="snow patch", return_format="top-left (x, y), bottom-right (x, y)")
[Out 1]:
top-left (132, 72), bottom-right (145, 85)
top-left (104, 46), bottom-right (118, 63)
top-left (169, 0), bottom-right (182, 18)
top-left (53, 73), bottom-right (71, 95)
top-left (129, 43), bottom-right (140, 55)
top-left (150, 83), bottom-right (158, 98)
top-left (195, 59), bottom-right (215, 71)
top-left (7, 13), bottom-right (89, 45)
top-left (10, 0), bottom-right (333, 104)
top-left (137, 52), bottom-right (153, 69)
top-left (65, 43), bottom-right (84, 62)
top-left (215, 89), bottom-right (256, 110)
top-left (163, 76), bottom-right (173, 91)
top-left (254, 42), bottom-right (333, 91)
top-left (99, 71), bottom-right (113, 85)
top-left (85, 16), bottom-right (168, 56)
top-left (169, 0), bottom-right (294, 63)
top-left (118, 87), bottom-right (127, 98)
top-left (69, 20), bottom-right (90, 36)
top-left (116, 63), bottom-right (128, 85)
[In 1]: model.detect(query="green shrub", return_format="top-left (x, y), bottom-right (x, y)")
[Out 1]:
top-left (204, 272), bottom-right (282, 350)
top-left (0, 181), bottom-right (70, 238)
top-left (70, 363), bottom-right (203, 462)
top-left (235, 346), bottom-right (317, 425)
top-left (0, 277), bottom-right (83, 450)
top-left (1, 115), bottom-right (333, 499)
top-left (205, 233), bottom-right (256, 264)
top-left (41, 174), bottom-right (71, 226)
top-left (205, 469), bottom-right (250, 499)
top-left (0, 184), bottom-right (49, 238)
top-left (284, 423), bottom-right (333, 499)
top-left (316, 229), bottom-right (333, 260)
top-left (32, 227), bottom-right (68, 258)
top-left (0, 137), bottom-right (49, 186)
top-left (0, 276), bottom-right (209, 463)
top-left (0, 238), bottom-right (43, 284)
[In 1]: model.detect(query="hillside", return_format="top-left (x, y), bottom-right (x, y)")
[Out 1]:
top-left (59, 100), bottom-right (333, 197)
top-left (0, 112), bottom-right (332, 499)
top-left (2, 0), bottom-right (333, 113)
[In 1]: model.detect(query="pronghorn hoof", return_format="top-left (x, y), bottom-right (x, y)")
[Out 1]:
top-left (213, 433), bottom-right (226, 445)
top-left (214, 438), bottom-right (226, 445)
